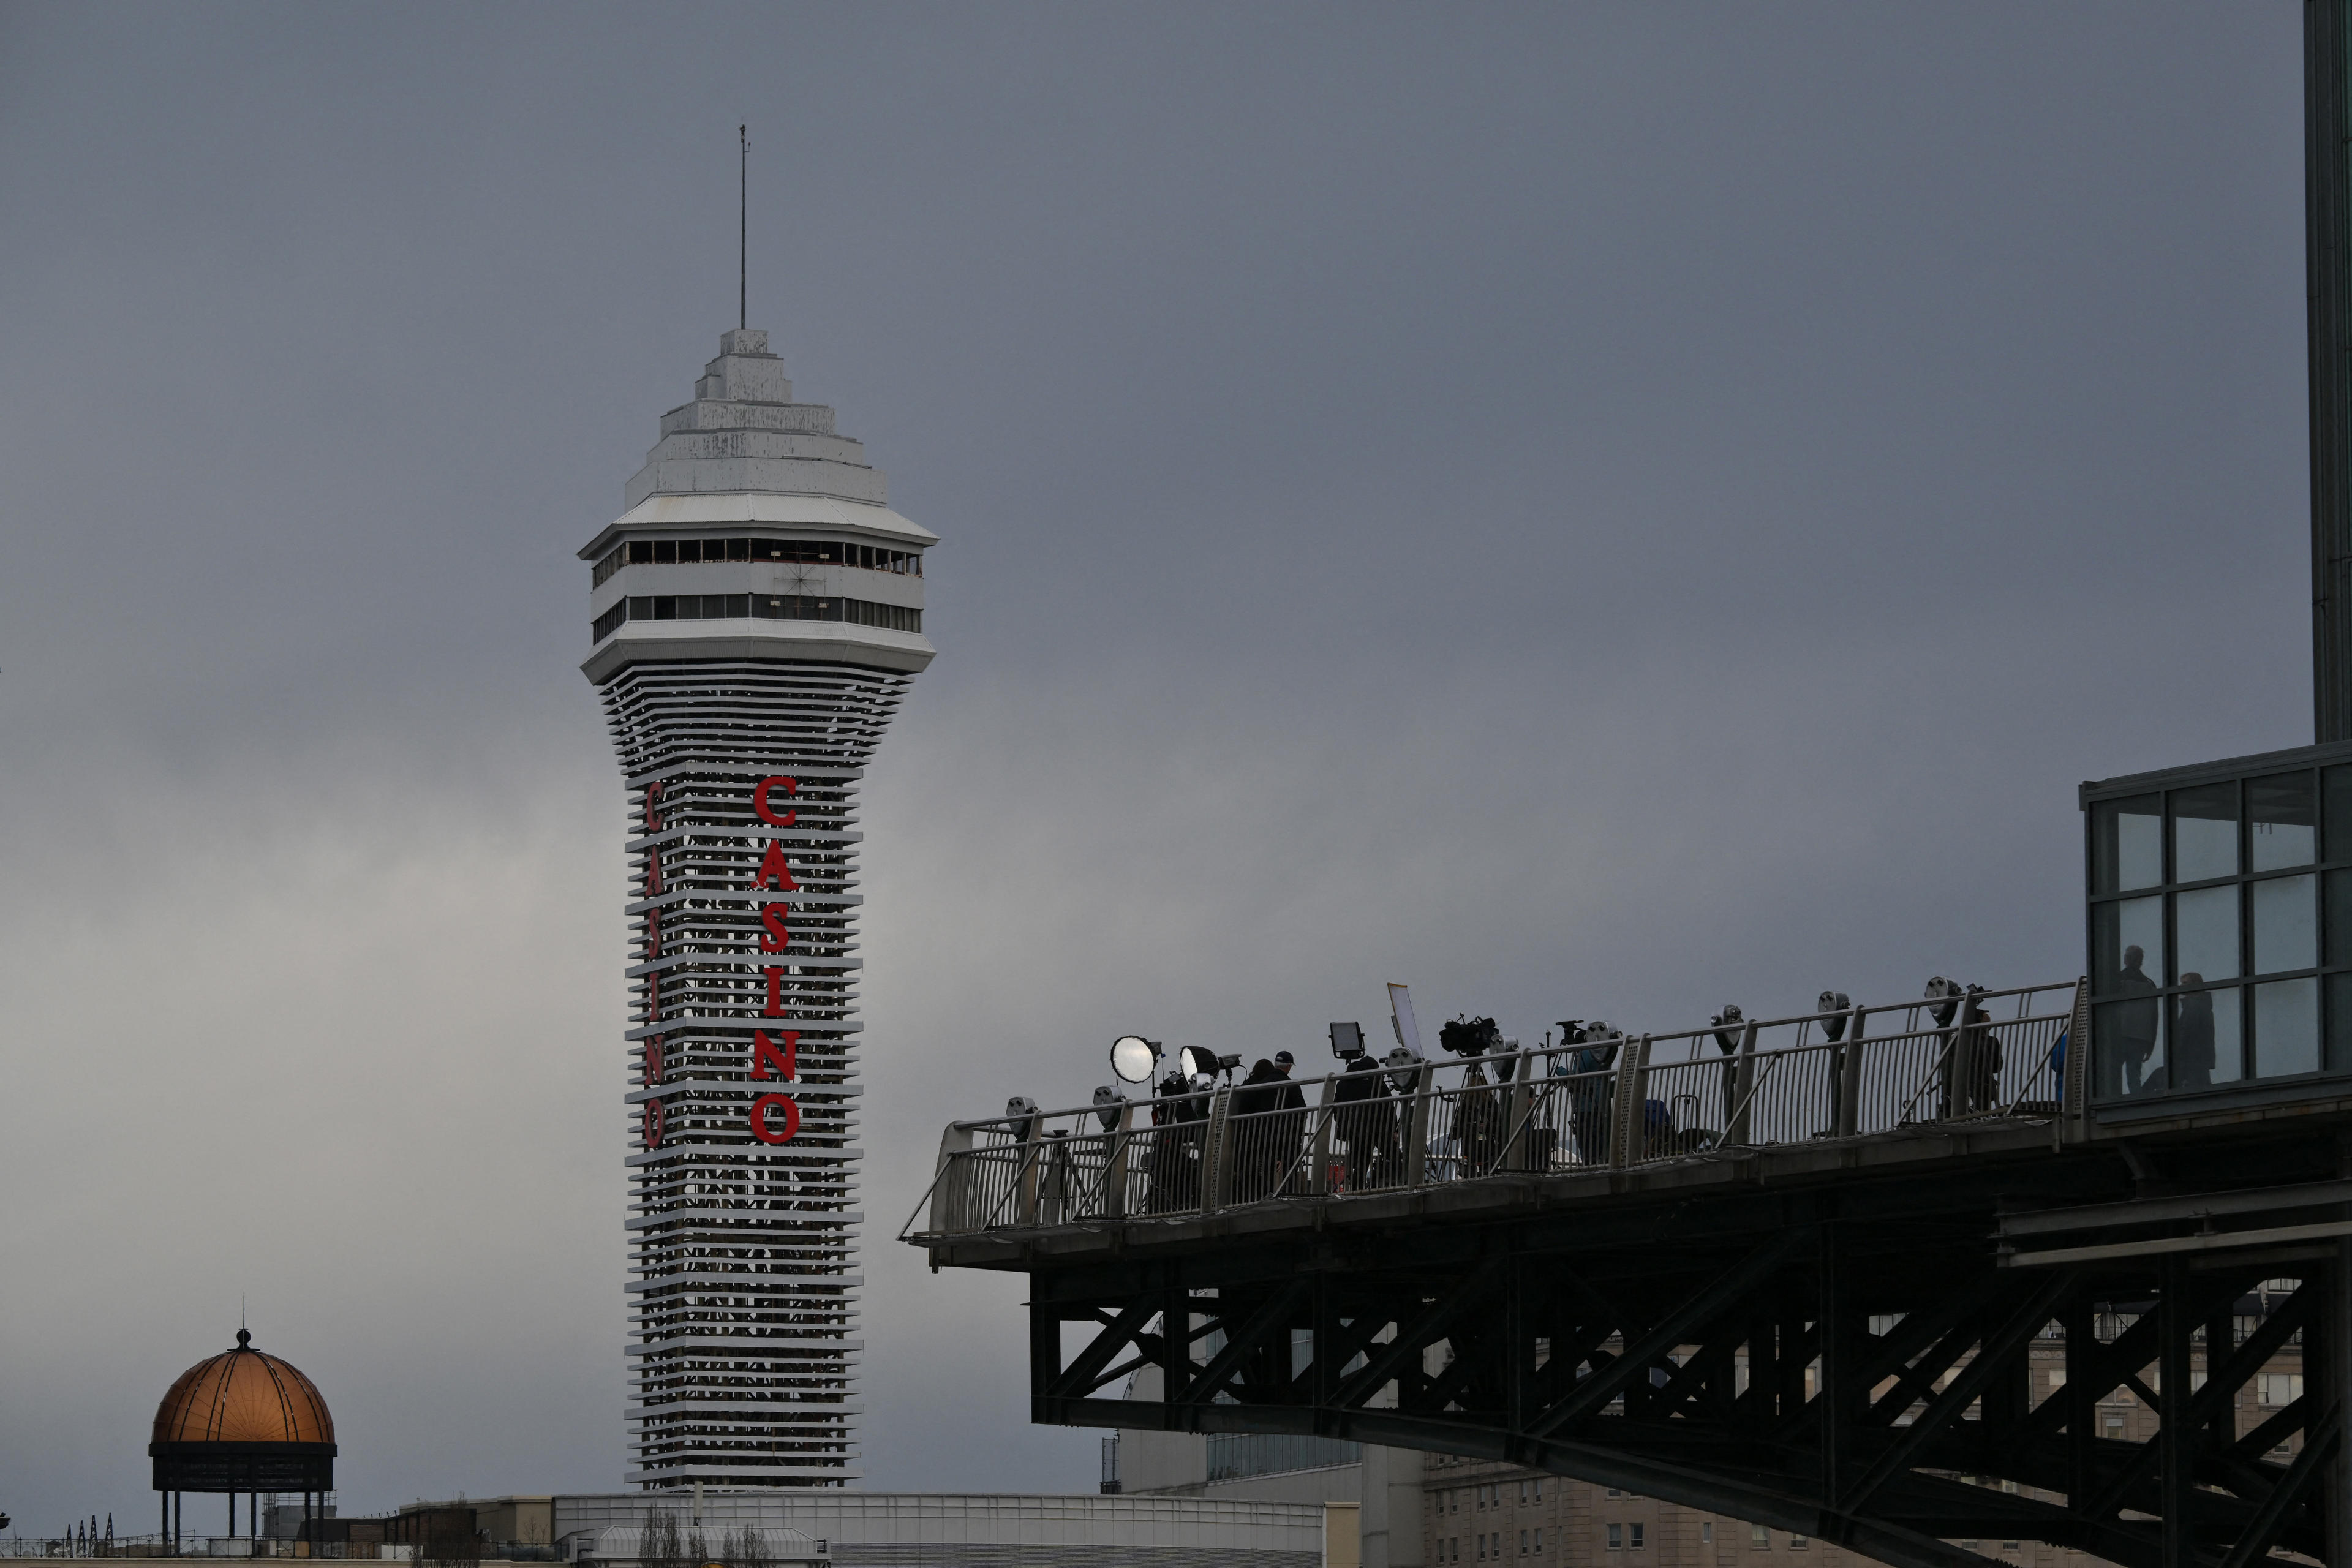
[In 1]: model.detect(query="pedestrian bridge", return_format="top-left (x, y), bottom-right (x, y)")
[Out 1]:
top-left (902, 971), bottom-right (2352, 1568)
top-left (902, 978), bottom-right (2085, 1253)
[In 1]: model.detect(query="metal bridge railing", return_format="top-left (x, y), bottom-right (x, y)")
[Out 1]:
top-left (902, 978), bottom-right (2086, 1240)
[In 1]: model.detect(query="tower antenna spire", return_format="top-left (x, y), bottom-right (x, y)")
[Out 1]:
top-left (739, 124), bottom-right (748, 331)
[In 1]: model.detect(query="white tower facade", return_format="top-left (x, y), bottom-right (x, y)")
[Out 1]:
top-left (580, 328), bottom-right (935, 1489)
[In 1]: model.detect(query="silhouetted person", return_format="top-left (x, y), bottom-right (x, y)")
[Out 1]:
top-left (1330, 1047), bottom-right (1394, 1190)
top-left (1147, 1070), bottom-right (1204, 1213)
top-left (1270, 1050), bottom-right (1308, 1193)
top-left (1233, 1057), bottom-right (1288, 1201)
top-left (2171, 978), bottom-right (2215, 1091)
top-left (2113, 944), bottom-right (2160, 1096)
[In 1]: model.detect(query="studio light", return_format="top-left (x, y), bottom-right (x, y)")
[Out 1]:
top-left (1109, 1035), bottom-right (1161, 1085)
top-left (1330, 1021), bottom-right (1366, 1060)
top-left (1180, 1046), bottom-right (1240, 1080)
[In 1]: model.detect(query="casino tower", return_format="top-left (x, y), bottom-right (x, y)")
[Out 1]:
top-left (580, 327), bottom-right (935, 1488)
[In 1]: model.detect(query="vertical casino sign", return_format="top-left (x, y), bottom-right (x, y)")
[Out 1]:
top-left (637, 776), bottom-right (802, 1150)
top-left (747, 775), bottom-right (802, 1144)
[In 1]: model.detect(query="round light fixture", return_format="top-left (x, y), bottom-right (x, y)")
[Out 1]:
top-left (1110, 1035), bottom-right (1159, 1084)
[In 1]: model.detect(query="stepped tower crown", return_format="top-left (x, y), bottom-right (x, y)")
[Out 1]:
top-left (579, 328), bottom-right (935, 688)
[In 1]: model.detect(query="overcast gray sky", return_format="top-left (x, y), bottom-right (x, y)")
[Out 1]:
top-left (0, 0), bottom-right (2313, 1530)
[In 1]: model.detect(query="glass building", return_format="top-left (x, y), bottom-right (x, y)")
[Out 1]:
top-left (2084, 742), bottom-right (2352, 1116)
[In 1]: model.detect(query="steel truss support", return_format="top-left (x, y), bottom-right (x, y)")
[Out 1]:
top-left (1027, 1216), bottom-right (2340, 1568)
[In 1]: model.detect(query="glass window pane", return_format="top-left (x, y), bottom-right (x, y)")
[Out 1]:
top-left (2172, 783), bottom-right (2240, 882)
top-left (2166, 986), bottom-right (2241, 1090)
top-left (629, 541), bottom-right (654, 564)
top-left (2175, 886), bottom-right (2241, 982)
top-left (2093, 897), bottom-right (2163, 995)
top-left (2255, 978), bottom-right (2320, 1078)
top-left (653, 540), bottom-right (677, 564)
top-left (2092, 796), bottom-right (2164, 894)
top-left (704, 538), bottom-right (728, 559)
top-left (2330, 870), bottom-right (2352, 968)
top-left (2329, 766), bottom-right (2352, 864)
top-left (728, 538), bottom-right (750, 560)
top-left (2253, 875), bottom-right (2317, 974)
top-left (2095, 998), bottom-right (2164, 1099)
top-left (2250, 773), bottom-right (2317, 870)
top-left (677, 538), bottom-right (702, 563)
top-left (2328, 973), bottom-right (2352, 1071)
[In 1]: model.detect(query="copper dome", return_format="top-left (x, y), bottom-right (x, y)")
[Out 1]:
top-left (152, 1329), bottom-right (335, 1447)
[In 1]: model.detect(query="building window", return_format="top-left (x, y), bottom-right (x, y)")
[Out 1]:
top-left (1533, 1479), bottom-right (1543, 1501)
top-left (595, 592), bottom-right (922, 643)
top-left (1752, 1526), bottom-right (1772, 1550)
top-left (1790, 1535), bottom-right (1808, 1550)
top-left (2261, 1373), bottom-right (2305, 1406)
top-left (1534, 1528), bottom-right (1544, 1555)
top-left (1520, 1531), bottom-right (1529, 1556)
top-left (1608, 1525), bottom-right (1623, 1550)
top-left (1630, 1524), bottom-right (1645, 1550)
top-left (1519, 1482), bottom-right (1529, 1505)
top-left (1702, 1525), bottom-right (1713, 1545)
top-left (2086, 766), bottom-right (2351, 1099)
top-left (599, 535), bottom-right (924, 581)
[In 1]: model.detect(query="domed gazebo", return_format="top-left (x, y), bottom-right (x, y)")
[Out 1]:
top-left (150, 1329), bottom-right (336, 1548)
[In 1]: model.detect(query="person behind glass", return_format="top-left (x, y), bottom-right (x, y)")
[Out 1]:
top-left (2112, 944), bottom-right (2160, 1096)
top-left (2169, 977), bottom-right (2213, 1091)
top-left (1330, 1031), bottom-right (1393, 1191)
top-left (1709, 1005), bottom-right (1744, 1136)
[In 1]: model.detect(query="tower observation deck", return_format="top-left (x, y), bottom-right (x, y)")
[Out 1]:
top-left (581, 327), bottom-right (936, 1488)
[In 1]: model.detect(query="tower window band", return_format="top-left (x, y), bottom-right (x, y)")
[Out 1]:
top-left (594, 594), bottom-right (921, 642)
top-left (593, 536), bottom-right (922, 586)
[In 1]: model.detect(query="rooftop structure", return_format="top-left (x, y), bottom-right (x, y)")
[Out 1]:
top-left (149, 1329), bottom-right (336, 1550)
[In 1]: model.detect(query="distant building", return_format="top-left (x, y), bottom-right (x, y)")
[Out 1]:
top-left (579, 326), bottom-right (936, 1490)
top-left (551, 1490), bottom-right (1346, 1568)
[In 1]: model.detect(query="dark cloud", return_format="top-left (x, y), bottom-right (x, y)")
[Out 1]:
top-left (0, 0), bottom-right (2310, 1523)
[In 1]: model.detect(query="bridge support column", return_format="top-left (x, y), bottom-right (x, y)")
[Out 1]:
top-left (2329, 1235), bottom-right (2352, 1567)
top-left (2159, 1256), bottom-right (2193, 1568)
top-left (1818, 1224), bottom-right (1858, 1520)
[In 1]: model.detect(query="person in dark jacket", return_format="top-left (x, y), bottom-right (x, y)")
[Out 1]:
top-left (2171, 978), bottom-right (2215, 1090)
top-left (1330, 1046), bottom-right (1393, 1191)
top-left (1232, 1058), bottom-right (1287, 1202)
top-left (1146, 1069), bottom-right (1205, 1213)
top-left (2112, 946), bottom-right (2161, 1096)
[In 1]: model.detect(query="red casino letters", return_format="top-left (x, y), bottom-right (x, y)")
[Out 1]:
top-left (747, 776), bottom-right (801, 1144)
top-left (637, 776), bottom-right (805, 1150)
